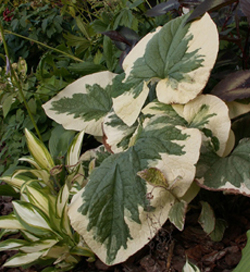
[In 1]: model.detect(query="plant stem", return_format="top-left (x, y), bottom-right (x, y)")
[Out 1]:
top-left (0, 23), bottom-right (43, 142)
top-left (3, 30), bottom-right (84, 63)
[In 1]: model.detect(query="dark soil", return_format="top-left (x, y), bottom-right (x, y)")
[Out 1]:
top-left (1, 191), bottom-right (249, 272)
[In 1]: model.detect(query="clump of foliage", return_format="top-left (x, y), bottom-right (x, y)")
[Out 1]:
top-left (1, 0), bottom-right (250, 271)
top-left (0, 129), bottom-right (95, 271)
top-left (42, 5), bottom-right (250, 268)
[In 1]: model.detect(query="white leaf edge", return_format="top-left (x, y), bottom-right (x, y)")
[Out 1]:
top-left (147, 124), bottom-right (202, 198)
top-left (68, 184), bottom-right (175, 265)
top-left (43, 71), bottom-right (117, 136)
top-left (156, 13), bottom-right (219, 104)
top-left (112, 80), bottom-right (149, 127)
top-left (103, 111), bottom-right (137, 153)
top-left (183, 94), bottom-right (232, 157)
top-left (122, 27), bottom-right (162, 81)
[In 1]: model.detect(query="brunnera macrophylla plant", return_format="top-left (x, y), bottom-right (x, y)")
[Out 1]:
top-left (0, 129), bottom-right (95, 271)
top-left (42, 12), bottom-right (250, 266)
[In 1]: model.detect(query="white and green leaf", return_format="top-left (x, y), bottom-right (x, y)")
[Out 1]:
top-left (13, 169), bottom-right (50, 185)
top-left (20, 239), bottom-right (58, 253)
top-left (25, 129), bottom-right (55, 172)
top-left (0, 214), bottom-right (25, 230)
top-left (56, 184), bottom-right (70, 217)
top-left (120, 13), bottom-right (218, 107)
top-left (43, 71), bottom-right (117, 136)
top-left (19, 156), bottom-right (40, 169)
top-left (182, 259), bottom-right (201, 272)
top-left (155, 13), bottom-right (218, 104)
top-left (66, 130), bottom-right (85, 173)
top-left (3, 251), bottom-right (46, 267)
top-left (103, 110), bottom-right (138, 153)
top-left (0, 239), bottom-right (27, 252)
top-left (110, 28), bottom-right (161, 126)
top-left (13, 201), bottom-right (54, 236)
top-left (69, 114), bottom-right (202, 265)
top-left (112, 77), bottom-right (150, 127)
top-left (22, 183), bottom-right (50, 217)
top-left (0, 174), bottom-right (28, 190)
top-left (60, 204), bottom-right (73, 238)
top-left (196, 138), bottom-right (250, 196)
top-left (184, 94), bottom-right (232, 156)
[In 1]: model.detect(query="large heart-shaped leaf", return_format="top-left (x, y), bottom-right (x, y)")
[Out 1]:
top-left (143, 94), bottom-right (232, 157)
top-left (155, 13), bottom-right (218, 104)
top-left (43, 71), bottom-right (117, 136)
top-left (68, 114), bottom-right (202, 265)
top-left (113, 12), bottom-right (218, 127)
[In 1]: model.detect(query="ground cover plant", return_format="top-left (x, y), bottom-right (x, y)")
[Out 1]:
top-left (1, 0), bottom-right (250, 271)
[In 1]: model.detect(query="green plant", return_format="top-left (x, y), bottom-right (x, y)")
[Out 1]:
top-left (42, 3), bottom-right (250, 265)
top-left (0, 129), bottom-right (95, 271)
top-left (42, 11), bottom-right (239, 266)
top-left (1, 0), bottom-right (250, 270)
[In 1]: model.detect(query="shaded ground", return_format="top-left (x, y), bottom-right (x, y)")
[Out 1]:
top-left (1, 191), bottom-right (249, 272)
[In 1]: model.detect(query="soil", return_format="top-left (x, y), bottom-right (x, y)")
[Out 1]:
top-left (1, 191), bottom-right (249, 272)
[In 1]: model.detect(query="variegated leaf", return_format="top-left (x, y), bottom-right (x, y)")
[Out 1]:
top-left (0, 174), bottom-right (28, 190)
top-left (13, 201), bottom-right (54, 236)
top-left (66, 130), bottom-right (84, 173)
top-left (156, 13), bottom-right (218, 104)
top-left (68, 114), bottom-right (202, 265)
top-left (0, 214), bottom-right (25, 230)
top-left (22, 183), bottom-right (51, 217)
top-left (122, 13), bottom-right (218, 106)
top-left (25, 129), bottom-right (55, 172)
top-left (20, 239), bottom-right (58, 253)
top-left (19, 156), bottom-right (40, 169)
top-left (182, 259), bottom-right (201, 272)
top-left (196, 138), bottom-right (250, 196)
top-left (56, 184), bottom-right (70, 217)
top-left (3, 251), bottom-right (46, 267)
top-left (112, 78), bottom-right (150, 127)
top-left (60, 204), bottom-right (73, 238)
top-left (103, 110), bottom-right (138, 153)
top-left (0, 239), bottom-right (27, 251)
top-left (112, 13), bottom-right (218, 125)
top-left (13, 169), bottom-right (50, 185)
top-left (183, 94), bottom-right (232, 156)
top-left (43, 71), bottom-right (117, 136)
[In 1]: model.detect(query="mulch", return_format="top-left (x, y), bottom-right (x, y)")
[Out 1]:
top-left (1, 191), bottom-right (250, 272)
